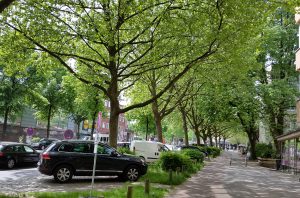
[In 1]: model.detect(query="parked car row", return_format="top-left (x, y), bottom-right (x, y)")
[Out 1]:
top-left (1, 139), bottom-right (205, 183)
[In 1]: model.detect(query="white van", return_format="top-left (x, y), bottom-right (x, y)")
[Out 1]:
top-left (130, 140), bottom-right (169, 162)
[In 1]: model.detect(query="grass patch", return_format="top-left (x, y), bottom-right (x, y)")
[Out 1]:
top-left (26, 185), bottom-right (167, 198)
top-left (141, 162), bottom-right (203, 185)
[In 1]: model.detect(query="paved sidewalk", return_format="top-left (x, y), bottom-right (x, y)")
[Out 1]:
top-left (165, 151), bottom-right (300, 198)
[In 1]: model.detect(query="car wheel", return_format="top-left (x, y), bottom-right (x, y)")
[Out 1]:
top-left (124, 165), bottom-right (140, 181)
top-left (7, 158), bottom-right (15, 169)
top-left (53, 165), bottom-right (73, 183)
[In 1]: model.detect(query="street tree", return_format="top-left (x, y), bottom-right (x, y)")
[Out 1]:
top-left (227, 75), bottom-right (261, 160)
top-left (257, 8), bottom-right (299, 153)
top-left (1, 0), bottom-right (275, 147)
top-left (0, 69), bottom-right (26, 136)
top-left (28, 68), bottom-right (67, 138)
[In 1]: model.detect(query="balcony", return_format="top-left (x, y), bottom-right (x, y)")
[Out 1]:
top-left (296, 8), bottom-right (300, 24)
top-left (296, 48), bottom-right (300, 71)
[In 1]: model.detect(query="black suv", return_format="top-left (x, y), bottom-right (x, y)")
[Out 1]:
top-left (38, 140), bottom-right (147, 183)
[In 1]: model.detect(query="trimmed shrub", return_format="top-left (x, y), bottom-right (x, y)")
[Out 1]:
top-left (201, 146), bottom-right (221, 158)
top-left (182, 149), bottom-right (205, 163)
top-left (255, 143), bottom-right (274, 158)
top-left (159, 151), bottom-right (193, 172)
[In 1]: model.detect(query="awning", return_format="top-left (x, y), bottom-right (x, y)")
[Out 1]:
top-left (277, 130), bottom-right (300, 142)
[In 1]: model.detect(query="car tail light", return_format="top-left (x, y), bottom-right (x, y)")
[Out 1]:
top-left (0, 152), bottom-right (3, 157)
top-left (42, 153), bottom-right (51, 160)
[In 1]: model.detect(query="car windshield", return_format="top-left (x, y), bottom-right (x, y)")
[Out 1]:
top-left (0, 145), bottom-right (3, 151)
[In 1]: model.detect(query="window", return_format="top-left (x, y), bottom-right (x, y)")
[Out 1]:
top-left (73, 143), bottom-right (92, 153)
top-left (102, 123), bottom-right (105, 128)
top-left (3, 146), bottom-right (13, 152)
top-left (106, 123), bottom-right (109, 129)
top-left (24, 146), bottom-right (34, 153)
top-left (96, 144), bottom-right (114, 155)
top-left (58, 144), bottom-right (74, 152)
top-left (14, 145), bottom-right (25, 152)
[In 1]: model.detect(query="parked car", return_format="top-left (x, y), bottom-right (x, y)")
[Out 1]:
top-left (38, 140), bottom-right (147, 183)
top-left (130, 141), bottom-right (170, 163)
top-left (176, 145), bottom-right (208, 156)
top-left (0, 142), bottom-right (40, 169)
top-left (31, 138), bottom-right (59, 150)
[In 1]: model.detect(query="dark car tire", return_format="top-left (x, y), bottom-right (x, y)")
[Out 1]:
top-left (53, 165), bottom-right (73, 183)
top-left (123, 165), bottom-right (140, 181)
top-left (7, 158), bottom-right (15, 169)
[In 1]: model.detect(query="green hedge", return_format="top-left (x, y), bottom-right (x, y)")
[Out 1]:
top-left (255, 143), bottom-right (275, 158)
top-left (182, 149), bottom-right (205, 163)
top-left (159, 152), bottom-right (194, 172)
top-left (198, 146), bottom-right (221, 158)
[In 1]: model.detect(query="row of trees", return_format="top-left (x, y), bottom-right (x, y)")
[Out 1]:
top-left (0, 1), bottom-right (299, 160)
top-left (0, 61), bottom-right (105, 139)
top-left (127, 6), bottom-right (300, 160)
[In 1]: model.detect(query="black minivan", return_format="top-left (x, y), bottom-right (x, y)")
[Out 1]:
top-left (38, 140), bottom-right (147, 183)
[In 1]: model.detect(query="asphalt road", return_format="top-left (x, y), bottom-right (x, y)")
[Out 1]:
top-left (0, 165), bottom-right (123, 195)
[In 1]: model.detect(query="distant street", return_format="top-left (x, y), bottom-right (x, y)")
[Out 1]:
top-left (0, 166), bottom-right (123, 195)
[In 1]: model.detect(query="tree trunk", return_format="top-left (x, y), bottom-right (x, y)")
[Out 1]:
top-left (152, 99), bottom-right (163, 142)
top-left (46, 105), bottom-right (52, 138)
top-left (246, 130), bottom-right (257, 160)
top-left (208, 129), bottom-right (213, 146)
top-left (76, 122), bottom-right (80, 139)
top-left (223, 138), bottom-right (226, 149)
top-left (214, 136), bottom-right (218, 148)
top-left (179, 106), bottom-right (189, 146)
top-left (109, 107), bottom-right (119, 148)
top-left (109, 92), bottom-right (120, 148)
top-left (195, 128), bottom-right (201, 146)
top-left (202, 133), bottom-right (208, 145)
top-left (3, 106), bottom-right (10, 134)
top-left (91, 110), bottom-right (97, 140)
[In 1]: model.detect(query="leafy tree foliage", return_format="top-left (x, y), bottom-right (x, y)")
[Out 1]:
top-left (0, 68), bottom-right (26, 135)
top-left (28, 68), bottom-right (67, 138)
top-left (0, 0), bottom-right (272, 147)
top-left (61, 75), bottom-right (104, 139)
top-left (257, 8), bottom-right (299, 153)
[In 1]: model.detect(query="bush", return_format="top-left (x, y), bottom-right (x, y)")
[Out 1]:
top-left (159, 151), bottom-right (193, 172)
top-left (31, 137), bottom-right (41, 143)
top-left (255, 143), bottom-right (274, 158)
top-left (117, 147), bottom-right (134, 155)
top-left (182, 149), bottom-right (205, 163)
top-left (201, 146), bottom-right (221, 158)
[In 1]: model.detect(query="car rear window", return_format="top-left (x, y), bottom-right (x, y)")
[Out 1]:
top-left (58, 144), bottom-right (74, 152)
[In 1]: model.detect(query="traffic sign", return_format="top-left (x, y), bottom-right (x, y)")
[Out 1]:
top-left (64, 129), bottom-right (74, 139)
